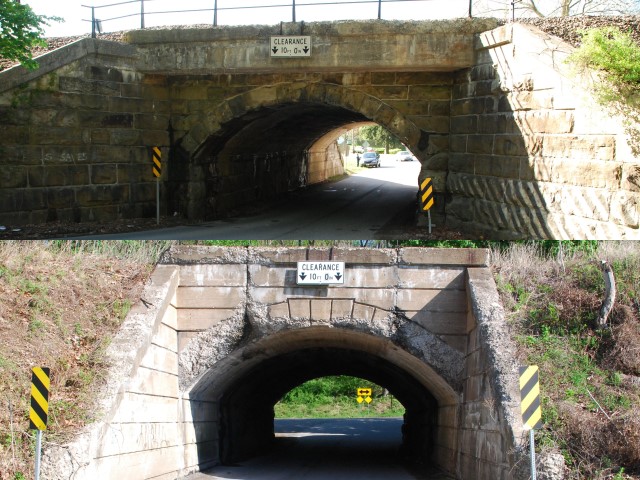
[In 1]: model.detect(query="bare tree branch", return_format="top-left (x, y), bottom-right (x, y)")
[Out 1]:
top-left (597, 260), bottom-right (616, 329)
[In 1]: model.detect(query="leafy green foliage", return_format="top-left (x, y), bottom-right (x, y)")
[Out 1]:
top-left (359, 125), bottom-right (403, 153)
top-left (0, 0), bottom-right (59, 70)
top-left (275, 376), bottom-right (405, 418)
top-left (570, 27), bottom-right (640, 89)
top-left (568, 27), bottom-right (640, 155)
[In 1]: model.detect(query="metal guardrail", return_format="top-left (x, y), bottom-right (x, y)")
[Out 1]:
top-left (82, 0), bottom-right (474, 38)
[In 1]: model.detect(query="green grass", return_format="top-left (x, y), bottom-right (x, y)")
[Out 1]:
top-left (275, 376), bottom-right (405, 418)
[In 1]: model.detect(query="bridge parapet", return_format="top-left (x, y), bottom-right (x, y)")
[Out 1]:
top-left (125, 19), bottom-right (499, 74)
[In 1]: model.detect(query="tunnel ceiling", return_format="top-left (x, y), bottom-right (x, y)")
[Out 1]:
top-left (199, 102), bottom-right (370, 158)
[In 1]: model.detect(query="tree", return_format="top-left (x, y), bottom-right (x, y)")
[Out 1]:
top-left (0, 0), bottom-right (59, 70)
top-left (475, 0), bottom-right (638, 18)
top-left (359, 125), bottom-right (403, 153)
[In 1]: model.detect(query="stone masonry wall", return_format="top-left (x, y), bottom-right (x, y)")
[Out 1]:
top-left (1, 20), bottom-right (485, 227)
top-left (447, 23), bottom-right (640, 239)
top-left (40, 246), bottom-right (525, 479)
top-left (0, 40), bottom-right (170, 225)
top-left (166, 71), bottom-right (454, 221)
top-left (2, 21), bottom-right (638, 237)
top-left (308, 141), bottom-right (344, 185)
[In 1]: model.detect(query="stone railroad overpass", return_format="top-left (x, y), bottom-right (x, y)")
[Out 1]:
top-left (1, 19), bottom-right (639, 239)
top-left (42, 246), bottom-right (525, 479)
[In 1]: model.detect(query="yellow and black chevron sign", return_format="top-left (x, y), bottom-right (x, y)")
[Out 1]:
top-left (29, 367), bottom-right (50, 431)
top-left (152, 146), bottom-right (162, 178)
top-left (519, 365), bottom-right (542, 430)
top-left (420, 177), bottom-right (434, 211)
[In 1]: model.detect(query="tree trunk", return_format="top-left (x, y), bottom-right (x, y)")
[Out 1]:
top-left (597, 260), bottom-right (616, 329)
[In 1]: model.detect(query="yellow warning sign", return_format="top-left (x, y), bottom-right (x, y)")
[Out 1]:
top-left (356, 388), bottom-right (372, 404)
top-left (420, 177), bottom-right (434, 211)
top-left (519, 365), bottom-right (542, 430)
top-left (152, 146), bottom-right (162, 178)
top-left (29, 367), bottom-right (50, 431)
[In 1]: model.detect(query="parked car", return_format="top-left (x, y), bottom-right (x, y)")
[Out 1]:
top-left (395, 150), bottom-right (414, 161)
top-left (361, 151), bottom-right (380, 167)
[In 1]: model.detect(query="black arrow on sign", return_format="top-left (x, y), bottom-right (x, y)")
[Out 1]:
top-left (272, 47), bottom-right (278, 54)
top-left (335, 273), bottom-right (342, 281)
top-left (303, 47), bottom-right (309, 54)
top-left (299, 272), bottom-right (307, 281)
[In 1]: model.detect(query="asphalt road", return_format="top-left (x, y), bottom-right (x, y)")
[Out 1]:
top-left (83, 156), bottom-right (421, 240)
top-left (181, 418), bottom-right (453, 480)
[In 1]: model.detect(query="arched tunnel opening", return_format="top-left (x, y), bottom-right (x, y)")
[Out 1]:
top-left (219, 347), bottom-right (436, 465)
top-left (171, 102), bottom-right (421, 225)
top-left (186, 327), bottom-right (458, 476)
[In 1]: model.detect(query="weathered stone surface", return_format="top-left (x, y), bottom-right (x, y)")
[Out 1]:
top-left (1, 19), bottom-right (638, 236)
top-left (448, 22), bottom-right (640, 239)
top-left (177, 286), bottom-right (245, 309)
top-left (40, 247), bottom-right (528, 480)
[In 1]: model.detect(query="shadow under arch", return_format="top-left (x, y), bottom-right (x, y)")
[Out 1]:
top-left (185, 325), bottom-right (460, 474)
top-left (170, 82), bottom-right (432, 220)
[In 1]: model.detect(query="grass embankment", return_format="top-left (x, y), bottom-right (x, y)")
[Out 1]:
top-left (0, 241), bottom-right (170, 480)
top-left (493, 242), bottom-right (640, 479)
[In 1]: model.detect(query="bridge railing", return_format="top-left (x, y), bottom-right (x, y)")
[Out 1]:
top-left (81, 0), bottom-right (478, 38)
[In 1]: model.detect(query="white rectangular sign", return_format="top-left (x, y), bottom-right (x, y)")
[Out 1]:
top-left (297, 261), bottom-right (344, 285)
top-left (270, 36), bottom-right (311, 57)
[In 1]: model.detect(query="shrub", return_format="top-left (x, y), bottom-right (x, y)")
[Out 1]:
top-left (570, 27), bottom-right (640, 95)
top-left (568, 27), bottom-right (640, 155)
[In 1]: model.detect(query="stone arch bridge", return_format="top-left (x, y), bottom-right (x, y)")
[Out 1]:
top-left (42, 246), bottom-right (526, 479)
top-left (1, 19), bottom-right (638, 238)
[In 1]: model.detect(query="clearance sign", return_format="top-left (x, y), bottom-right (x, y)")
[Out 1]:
top-left (297, 261), bottom-right (345, 285)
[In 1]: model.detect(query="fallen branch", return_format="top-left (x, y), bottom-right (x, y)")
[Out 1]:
top-left (596, 260), bottom-right (616, 329)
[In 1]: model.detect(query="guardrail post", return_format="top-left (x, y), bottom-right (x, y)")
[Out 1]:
top-left (141, 0), bottom-right (145, 29)
top-left (213, 0), bottom-right (218, 25)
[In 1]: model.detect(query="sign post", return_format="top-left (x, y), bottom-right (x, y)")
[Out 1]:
top-left (519, 365), bottom-right (542, 480)
top-left (29, 367), bottom-right (50, 480)
top-left (152, 147), bottom-right (162, 225)
top-left (419, 177), bottom-right (434, 234)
